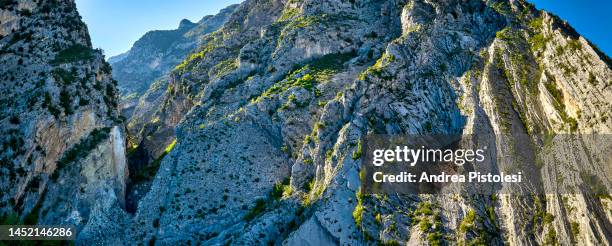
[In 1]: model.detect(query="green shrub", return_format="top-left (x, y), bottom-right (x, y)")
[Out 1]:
top-left (427, 232), bottom-right (443, 246)
top-left (527, 17), bottom-right (549, 52)
top-left (303, 178), bottom-right (314, 192)
top-left (495, 28), bottom-right (514, 41)
top-left (570, 222), bottom-right (580, 238)
top-left (0, 0), bottom-right (17, 8)
top-left (352, 201), bottom-right (364, 226)
top-left (544, 228), bottom-right (557, 245)
top-left (93, 80), bottom-right (103, 90)
top-left (19, 9), bottom-right (31, 16)
top-left (528, 17), bottom-right (544, 31)
top-left (567, 117), bottom-right (578, 132)
top-left (9, 115), bottom-right (19, 124)
top-left (0, 213), bottom-right (19, 225)
top-left (243, 198), bottom-right (266, 221)
top-left (303, 135), bottom-right (312, 145)
top-left (374, 213), bottom-right (382, 225)
top-left (567, 39), bottom-right (582, 51)
top-left (424, 122), bottom-right (433, 132)
top-left (175, 35), bottom-right (221, 71)
top-left (23, 192), bottom-right (46, 225)
top-left (380, 240), bottom-right (401, 246)
top-left (544, 81), bottom-right (563, 103)
top-left (325, 149), bottom-right (333, 161)
top-left (43, 92), bottom-right (60, 117)
top-left (459, 209), bottom-right (476, 232)
top-left (490, 1), bottom-right (511, 15)
top-left (23, 208), bottom-right (39, 225)
top-left (51, 44), bottom-right (96, 64)
top-left (271, 178), bottom-right (290, 200)
top-left (209, 59), bottom-right (237, 78)
top-left (106, 84), bottom-right (115, 98)
top-left (544, 78), bottom-right (579, 131)
top-left (352, 139), bottom-right (362, 160)
top-left (52, 68), bottom-right (77, 85)
top-left (7, 31), bottom-right (32, 46)
top-left (529, 33), bottom-right (548, 51)
top-left (79, 98), bottom-right (89, 106)
top-left (588, 72), bottom-right (598, 86)
top-left (278, 7), bottom-right (299, 22)
top-left (100, 62), bottom-right (112, 74)
top-left (358, 53), bottom-right (395, 81)
top-left (542, 213), bottom-right (555, 224)
top-left (59, 90), bottom-right (72, 115)
top-left (255, 52), bottom-right (355, 101)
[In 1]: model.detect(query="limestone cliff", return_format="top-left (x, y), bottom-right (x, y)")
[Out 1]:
top-left (0, 0), bottom-right (127, 229)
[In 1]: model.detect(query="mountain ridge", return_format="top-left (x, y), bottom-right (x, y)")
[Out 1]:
top-left (107, 4), bottom-right (238, 121)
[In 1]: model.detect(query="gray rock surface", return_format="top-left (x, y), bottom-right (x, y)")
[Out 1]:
top-left (0, 0), bottom-right (125, 232)
top-left (116, 0), bottom-right (611, 245)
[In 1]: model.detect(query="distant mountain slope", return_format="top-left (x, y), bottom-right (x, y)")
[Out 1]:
top-left (108, 4), bottom-right (238, 118)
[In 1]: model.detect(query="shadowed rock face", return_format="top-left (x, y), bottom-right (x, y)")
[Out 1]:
top-left (0, 0), bottom-right (125, 230)
top-left (3, 0), bottom-right (611, 245)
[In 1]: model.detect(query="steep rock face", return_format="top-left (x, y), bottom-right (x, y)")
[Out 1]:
top-left (97, 0), bottom-right (611, 245)
top-left (0, 0), bottom-right (126, 228)
top-left (121, 0), bottom-right (288, 211)
top-left (108, 4), bottom-right (238, 119)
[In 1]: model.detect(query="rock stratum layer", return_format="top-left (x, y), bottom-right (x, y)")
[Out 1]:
top-left (1, 0), bottom-right (611, 245)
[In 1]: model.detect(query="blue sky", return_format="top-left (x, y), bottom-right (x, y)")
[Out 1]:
top-left (76, 0), bottom-right (611, 58)
top-left (75, 0), bottom-right (243, 58)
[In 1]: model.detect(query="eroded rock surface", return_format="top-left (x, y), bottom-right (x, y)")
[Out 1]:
top-left (0, 0), bottom-right (126, 232)
top-left (116, 0), bottom-right (611, 245)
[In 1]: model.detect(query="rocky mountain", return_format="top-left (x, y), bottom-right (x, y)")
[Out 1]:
top-left (2, 0), bottom-right (611, 245)
top-left (108, 4), bottom-right (238, 119)
top-left (96, 0), bottom-right (612, 244)
top-left (0, 0), bottom-right (126, 229)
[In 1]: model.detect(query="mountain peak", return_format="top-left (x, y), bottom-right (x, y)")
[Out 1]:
top-left (178, 19), bottom-right (196, 29)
